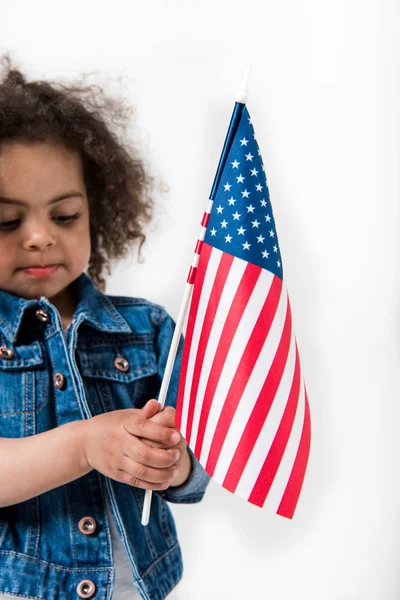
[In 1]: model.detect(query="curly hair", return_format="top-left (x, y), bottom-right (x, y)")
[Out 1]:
top-left (0, 56), bottom-right (155, 291)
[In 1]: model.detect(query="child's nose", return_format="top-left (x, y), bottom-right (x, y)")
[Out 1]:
top-left (22, 223), bottom-right (56, 250)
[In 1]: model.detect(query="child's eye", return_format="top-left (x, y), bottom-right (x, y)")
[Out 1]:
top-left (0, 219), bottom-right (20, 231)
top-left (53, 213), bottom-right (80, 224)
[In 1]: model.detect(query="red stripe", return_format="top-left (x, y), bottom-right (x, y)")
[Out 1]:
top-left (204, 275), bottom-right (282, 474)
top-left (195, 240), bottom-right (203, 254)
top-left (187, 266), bottom-right (197, 284)
top-left (223, 299), bottom-right (292, 493)
top-left (201, 212), bottom-right (210, 227)
top-left (248, 340), bottom-right (301, 507)
top-left (194, 262), bottom-right (262, 460)
top-left (185, 251), bottom-right (234, 445)
top-left (175, 243), bottom-right (213, 431)
top-left (277, 386), bottom-right (311, 519)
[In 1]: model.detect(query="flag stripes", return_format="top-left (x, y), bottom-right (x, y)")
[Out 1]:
top-left (247, 342), bottom-right (301, 506)
top-left (203, 273), bottom-right (283, 474)
top-left (177, 243), bottom-right (308, 516)
top-left (277, 390), bottom-right (311, 518)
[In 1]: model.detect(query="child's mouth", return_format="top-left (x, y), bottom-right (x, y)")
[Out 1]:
top-left (20, 265), bottom-right (60, 278)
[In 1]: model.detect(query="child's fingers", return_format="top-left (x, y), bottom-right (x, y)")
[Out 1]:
top-left (123, 413), bottom-right (179, 446)
top-left (141, 399), bottom-right (161, 420)
top-left (117, 470), bottom-right (172, 491)
top-left (149, 406), bottom-right (176, 428)
top-left (117, 439), bottom-right (180, 490)
top-left (125, 437), bottom-right (180, 469)
top-left (119, 455), bottom-right (178, 486)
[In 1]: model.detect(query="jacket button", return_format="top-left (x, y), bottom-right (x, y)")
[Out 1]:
top-left (36, 309), bottom-right (50, 323)
top-left (78, 516), bottom-right (97, 535)
top-left (76, 580), bottom-right (96, 598)
top-left (54, 372), bottom-right (66, 390)
top-left (0, 346), bottom-right (14, 360)
top-left (114, 357), bottom-right (129, 372)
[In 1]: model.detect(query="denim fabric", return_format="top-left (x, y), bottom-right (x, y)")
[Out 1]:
top-left (0, 273), bottom-right (210, 600)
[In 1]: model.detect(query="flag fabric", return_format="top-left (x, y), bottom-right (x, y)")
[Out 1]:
top-left (175, 102), bottom-right (311, 519)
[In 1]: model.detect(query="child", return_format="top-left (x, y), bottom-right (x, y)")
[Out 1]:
top-left (0, 58), bottom-right (209, 600)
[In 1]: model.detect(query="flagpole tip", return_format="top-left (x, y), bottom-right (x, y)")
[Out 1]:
top-left (235, 66), bottom-right (251, 104)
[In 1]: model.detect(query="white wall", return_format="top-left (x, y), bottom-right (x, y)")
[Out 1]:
top-left (1, 1), bottom-right (399, 598)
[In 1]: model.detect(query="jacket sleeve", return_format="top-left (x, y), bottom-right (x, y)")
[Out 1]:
top-left (153, 307), bottom-right (210, 504)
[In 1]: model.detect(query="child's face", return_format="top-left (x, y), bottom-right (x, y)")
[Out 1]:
top-left (0, 140), bottom-right (91, 306)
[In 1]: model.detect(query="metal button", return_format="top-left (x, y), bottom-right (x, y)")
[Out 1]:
top-left (114, 357), bottom-right (129, 372)
top-left (76, 580), bottom-right (96, 598)
top-left (78, 516), bottom-right (97, 535)
top-left (0, 346), bottom-right (14, 360)
top-left (36, 309), bottom-right (50, 323)
top-left (54, 372), bottom-right (66, 390)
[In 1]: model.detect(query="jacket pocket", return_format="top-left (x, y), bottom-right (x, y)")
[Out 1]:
top-left (76, 334), bottom-right (159, 412)
top-left (0, 341), bottom-right (44, 438)
top-left (76, 334), bottom-right (157, 382)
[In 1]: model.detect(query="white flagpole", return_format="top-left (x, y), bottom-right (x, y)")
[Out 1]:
top-left (141, 68), bottom-right (250, 526)
top-left (141, 201), bottom-right (213, 525)
top-left (235, 66), bottom-right (250, 104)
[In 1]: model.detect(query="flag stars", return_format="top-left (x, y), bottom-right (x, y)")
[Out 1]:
top-left (206, 112), bottom-right (283, 276)
top-left (248, 117), bottom-right (252, 124)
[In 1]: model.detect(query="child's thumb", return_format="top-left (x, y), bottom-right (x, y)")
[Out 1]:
top-left (142, 399), bottom-right (161, 419)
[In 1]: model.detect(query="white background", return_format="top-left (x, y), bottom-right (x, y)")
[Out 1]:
top-left (1, 1), bottom-right (399, 598)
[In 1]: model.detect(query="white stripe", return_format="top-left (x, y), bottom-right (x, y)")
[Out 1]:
top-left (212, 283), bottom-right (288, 483)
top-left (262, 374), bottom-right (306, 512)
top-left (188, 254), bottom-right (248, 449)
top-left (199, 266), bottom-right (274, 465)
top-left (235, 326), bottom-right (297, 500)
top-left (180, 248), bottom-right (222, 435)
top-left (191, 252), bottom-right (200, 268)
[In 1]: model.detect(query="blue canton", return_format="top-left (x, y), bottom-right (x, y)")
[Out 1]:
top-left (204, 104), bottom-right (283, 279)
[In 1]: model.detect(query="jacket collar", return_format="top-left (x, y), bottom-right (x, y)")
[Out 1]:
top-left (0, 272), bottom-right (132, 343)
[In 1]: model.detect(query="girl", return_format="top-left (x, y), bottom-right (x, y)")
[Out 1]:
top-left (0, 58), bottom-right (209, 600)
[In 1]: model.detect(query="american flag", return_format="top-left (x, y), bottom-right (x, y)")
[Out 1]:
top-left (175, 102), bottom-right (311, 518)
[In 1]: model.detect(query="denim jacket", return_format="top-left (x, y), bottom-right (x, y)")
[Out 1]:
top-left (0, 272), bottom-right (209, 600)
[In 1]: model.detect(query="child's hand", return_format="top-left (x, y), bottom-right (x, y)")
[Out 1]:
top-left (82, 402), bottom-right (182, 491)
top-left (143, 400), bottom-right (192, 488)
